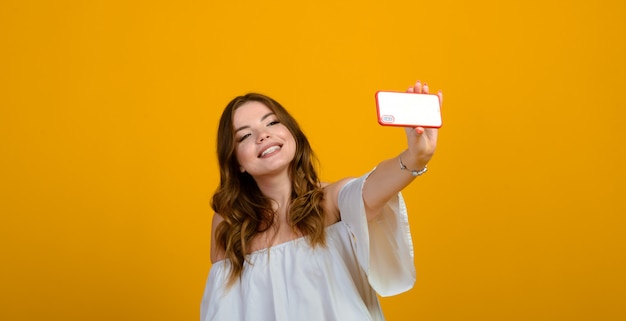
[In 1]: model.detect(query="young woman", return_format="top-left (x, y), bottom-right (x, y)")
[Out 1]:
top-left (201, 81), bottom-right (441, 321)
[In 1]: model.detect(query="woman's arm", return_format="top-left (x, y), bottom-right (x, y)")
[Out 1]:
top-left (362, 80), bottom-right (442, 221)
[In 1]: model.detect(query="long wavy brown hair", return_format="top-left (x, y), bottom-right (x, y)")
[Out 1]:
top-left (211, 93), bottom-right (326, 285)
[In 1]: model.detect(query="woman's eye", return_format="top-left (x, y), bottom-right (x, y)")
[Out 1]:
top-left (268, 120), bottom-right (280, 126)
top-left (238, 133), bottom-right (251, 142)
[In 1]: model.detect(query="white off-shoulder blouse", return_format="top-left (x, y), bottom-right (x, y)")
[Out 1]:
top-left (200, 172), bottom-right (416, 321)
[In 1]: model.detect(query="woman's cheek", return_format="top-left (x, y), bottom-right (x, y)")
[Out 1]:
top-left (236, 144), bottom-right (253, 165)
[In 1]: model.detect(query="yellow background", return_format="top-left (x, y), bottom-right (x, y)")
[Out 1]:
top-left (1, 0), bottom-right (624, 320)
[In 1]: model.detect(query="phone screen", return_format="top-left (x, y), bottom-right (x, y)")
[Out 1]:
top-left (375, 91), bottom-right (442, 128)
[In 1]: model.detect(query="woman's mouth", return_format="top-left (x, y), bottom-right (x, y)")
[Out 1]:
top-left (259, 145), bottom-right (281, 158)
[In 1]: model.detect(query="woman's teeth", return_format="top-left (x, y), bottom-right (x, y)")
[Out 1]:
top-left (261, 145), bottom-right (280, 157)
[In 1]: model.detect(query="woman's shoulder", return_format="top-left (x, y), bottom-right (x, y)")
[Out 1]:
top-left (320, 177), bottom-right (355, 194)
top-left (321, 177), bottom-right (356, 224)
top-left (211, 213), bottom-right (226, 263)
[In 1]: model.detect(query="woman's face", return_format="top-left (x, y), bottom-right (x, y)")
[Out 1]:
top-left (232, 101), bottom-right (296, 178)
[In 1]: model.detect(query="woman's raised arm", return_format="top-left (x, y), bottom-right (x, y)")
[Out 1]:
top-left (361, 80), bottom-right (442, 221)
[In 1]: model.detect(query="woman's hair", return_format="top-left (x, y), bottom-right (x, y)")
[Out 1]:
top-left (211, 93), bottom-right (326, 284)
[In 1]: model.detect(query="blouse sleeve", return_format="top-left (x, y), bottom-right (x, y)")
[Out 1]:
top-left (338, 171), bottom-right (416, 297)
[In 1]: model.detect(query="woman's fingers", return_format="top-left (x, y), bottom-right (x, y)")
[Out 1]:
top-left (409, 80), bottom-right (442, 105)
top-left (408, 80), bottom-right (431, 94)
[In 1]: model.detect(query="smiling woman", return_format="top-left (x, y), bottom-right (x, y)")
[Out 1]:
top-left (232, 101), bottom-right (297, 177)
top-left (201, 83), bottom-right (441, 321)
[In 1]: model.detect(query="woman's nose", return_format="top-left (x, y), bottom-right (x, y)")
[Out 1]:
top-left (257, 134), bottom-right (270, 143)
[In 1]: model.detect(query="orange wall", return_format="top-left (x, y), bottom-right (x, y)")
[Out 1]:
top-left (1, 0), bottom-right (625, 320)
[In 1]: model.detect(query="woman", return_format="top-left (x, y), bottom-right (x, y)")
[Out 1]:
top-left (201, 80), bottom-right (441, 321)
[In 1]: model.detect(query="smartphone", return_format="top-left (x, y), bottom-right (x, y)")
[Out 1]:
top-left (375, 91), bottom-right (442, 128)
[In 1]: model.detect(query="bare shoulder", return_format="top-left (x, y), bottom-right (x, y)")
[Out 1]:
top-left (321, 177), bottom-right (355, 225)
top-left (210, 213), bottom-right (225, 263)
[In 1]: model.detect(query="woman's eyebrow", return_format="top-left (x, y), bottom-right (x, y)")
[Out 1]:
top-left (235, 112), bottom-right (275, 133)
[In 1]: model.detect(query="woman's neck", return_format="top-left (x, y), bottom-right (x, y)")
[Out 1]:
top-left (254, 172), bottom-right (292, 216)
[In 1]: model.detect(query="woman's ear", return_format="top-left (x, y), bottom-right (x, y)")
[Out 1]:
top-left (240, 166), bottom-right (245, 173)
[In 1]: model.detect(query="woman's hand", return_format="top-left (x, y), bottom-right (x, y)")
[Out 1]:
top-left (403, 80), bottom-right (443, 169)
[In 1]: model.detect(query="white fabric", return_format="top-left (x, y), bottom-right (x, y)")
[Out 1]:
top-left (200, 172), bottom-right (416, 321)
